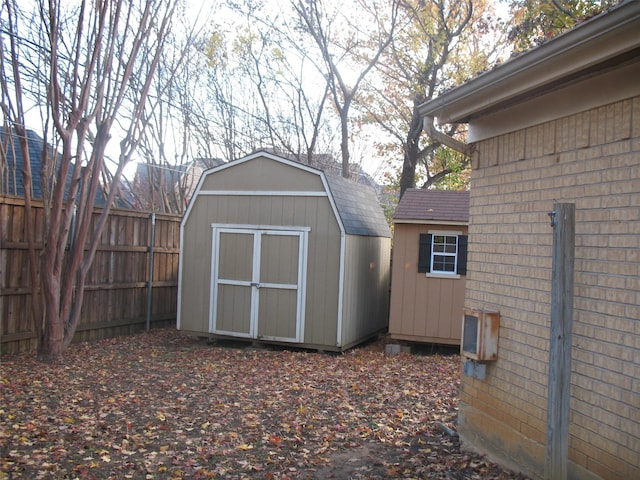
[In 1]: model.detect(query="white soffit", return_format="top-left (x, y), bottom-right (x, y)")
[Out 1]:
top-left (468, 60), bottom-right (640, 142)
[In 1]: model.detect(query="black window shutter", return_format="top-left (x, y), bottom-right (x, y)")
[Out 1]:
top-left (418, 233), bottom-right (432, 273)
top-left (457, 235), bottom-right (468, 275)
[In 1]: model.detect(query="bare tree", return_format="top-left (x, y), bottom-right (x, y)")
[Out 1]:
top-left (125, 9), bottom-right (215, 214)
top-left (195, 3), bottom-right (337, 165)
top-left (229, 17), bottom-right (335, 164)
top-left (0, 0), bottom-right (185, 361)
top-left (188, 29), bottom-right (243, 162)
top-left (292, 0), bottom-right (400, 178)
top-left (176, 22), bottom-right (271, 162)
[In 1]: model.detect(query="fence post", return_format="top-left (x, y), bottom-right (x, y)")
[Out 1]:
top-left (545, 203), bottom-right (575, 480)
top-left (146, 213), bottom-right (156, 331)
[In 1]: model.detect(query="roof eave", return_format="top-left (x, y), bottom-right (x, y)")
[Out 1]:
top-left (418, 1), bottom-right (640, 124)
top-left (393, 219), bottom-right (468, 226)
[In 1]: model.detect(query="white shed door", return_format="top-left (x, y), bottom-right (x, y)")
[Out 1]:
top-left (210, 227), bottom-right (307, 343)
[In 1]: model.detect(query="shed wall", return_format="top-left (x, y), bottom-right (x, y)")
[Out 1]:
top-left (460, 95), bottom-right (640, 480)
top-left (340, 234), bottom-right (391, 348)
top-left (179, 157), bottom-right (347, 348)
top-left (180, 193), bottom-right (342, 344)
top-left (389, 223), bottom-right (466, 344)
top-left (200, 157), bottom-right (326, 192)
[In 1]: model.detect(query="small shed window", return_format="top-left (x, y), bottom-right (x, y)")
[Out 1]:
top-left (418, 233), bottom-right (467, 276)
top-left (432, 234), bottom-right (457, 272)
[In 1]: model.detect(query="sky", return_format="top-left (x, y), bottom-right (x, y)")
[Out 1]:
top-left (7, 0), bottom-right (511, 184)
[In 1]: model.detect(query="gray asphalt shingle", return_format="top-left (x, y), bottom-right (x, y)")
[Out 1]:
top-left (325, 173), bottom-right (391, 238)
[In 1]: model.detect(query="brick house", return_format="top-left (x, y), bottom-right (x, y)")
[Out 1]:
top-left (389, 189), bottom-right (469, 345)
top-left (418, 3), bottom-right (640, 480)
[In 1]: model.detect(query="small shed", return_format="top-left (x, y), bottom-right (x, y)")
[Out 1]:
top-left (388, 189), bottom-right (469, 345)
top-left (177, 151), bottom-right (391, 351)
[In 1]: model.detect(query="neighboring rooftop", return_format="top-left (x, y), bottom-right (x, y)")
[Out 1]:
top-left (256, 147), bottom-right (380, 193)
top-left (1, 126), bottom-right (131, 208)
top-left (1, 127), bottom-right (51, 198)
top-left (393, 189), bottom-right (469, 224)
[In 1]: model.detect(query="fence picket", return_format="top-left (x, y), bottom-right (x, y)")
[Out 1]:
top-left (0, 195), bottom-right (181, 354)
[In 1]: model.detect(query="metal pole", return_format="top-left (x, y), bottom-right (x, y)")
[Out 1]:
top-left (146, 213), bottom-right (156, 331)
top-left (545, 203), bottom-right (575, 480)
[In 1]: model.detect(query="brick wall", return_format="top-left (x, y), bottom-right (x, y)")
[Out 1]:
top-left (461, 96), bottom-right (640, 480)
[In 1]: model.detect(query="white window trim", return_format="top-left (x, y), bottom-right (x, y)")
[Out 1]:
top-left (426, 230), bottom-right (462, 279)
top-left (427, 272), bottom-right (461, 279)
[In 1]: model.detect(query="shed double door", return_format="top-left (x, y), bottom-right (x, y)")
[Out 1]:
top-left (210, 226), bottom-right (307, 343)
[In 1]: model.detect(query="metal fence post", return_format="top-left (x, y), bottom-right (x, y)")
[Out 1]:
top-left (146, 212), bottom-right (156, 331)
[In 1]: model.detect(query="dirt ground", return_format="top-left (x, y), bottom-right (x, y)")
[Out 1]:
top-left (0, 329), bottom-right (529, 479)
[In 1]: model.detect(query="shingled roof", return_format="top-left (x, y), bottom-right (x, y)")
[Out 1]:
top-left (393, 189), bottom-right (469, 224)
top-left (1, 127), bottom-right (52, 198)
top-left (1, 127), bottom-right (132, 208)
top-left (325, 173), bottom-right (391, 238)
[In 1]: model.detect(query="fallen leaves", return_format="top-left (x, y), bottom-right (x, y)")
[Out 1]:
top-left (0, 329), bottom-right (528, 479)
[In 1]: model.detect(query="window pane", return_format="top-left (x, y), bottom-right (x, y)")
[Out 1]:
top-left (433, 255), bottom-right (456, 272)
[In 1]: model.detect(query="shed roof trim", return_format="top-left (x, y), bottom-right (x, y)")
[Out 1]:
top-left (394, 189), bottom-right (469, 224)
top-left (188, 151), bottom-right (391, 238)
top-left (418, 1), bottom-right (640, 124)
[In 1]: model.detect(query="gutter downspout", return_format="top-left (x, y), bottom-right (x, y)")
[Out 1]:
top-left (423, 116), bottom-right (473, 157)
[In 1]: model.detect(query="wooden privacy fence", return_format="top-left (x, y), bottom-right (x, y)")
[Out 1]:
top-left (0, 195), bottom-right (181, 354)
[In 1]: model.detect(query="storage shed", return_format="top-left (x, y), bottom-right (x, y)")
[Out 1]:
top-left (177, 151), bottom-right (391, 351)
top-left (389, 189), bottom-right (469, 345)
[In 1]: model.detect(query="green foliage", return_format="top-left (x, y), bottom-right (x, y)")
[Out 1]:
top-left (430, 146), bottom-right (471, 190)
top-left (506, 0), bottom-right (621, 52)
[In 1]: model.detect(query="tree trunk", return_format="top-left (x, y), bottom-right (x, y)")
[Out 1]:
top-left (399, 150), bottom-right (417, 198)
top-left (340, 112), bottom-right (350, 178)
top-left (399, 109), bottom-right (423, 198)
top-left (3, 0), bottom-right (179, 362)
top-left (37, 272), bottom-right (64, 362)
top-left (38, 318), bottom-right (64, 362)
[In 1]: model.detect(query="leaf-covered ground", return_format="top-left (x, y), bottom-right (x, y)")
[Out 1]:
top-left (0, 329), bottom-right (529, 479)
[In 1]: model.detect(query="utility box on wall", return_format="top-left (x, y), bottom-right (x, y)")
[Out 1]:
top-left (461, 309), bottom-right (500, 361)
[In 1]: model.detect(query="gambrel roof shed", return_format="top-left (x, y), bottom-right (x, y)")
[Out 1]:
top-left (177, 151), bottom-right (391, 351)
